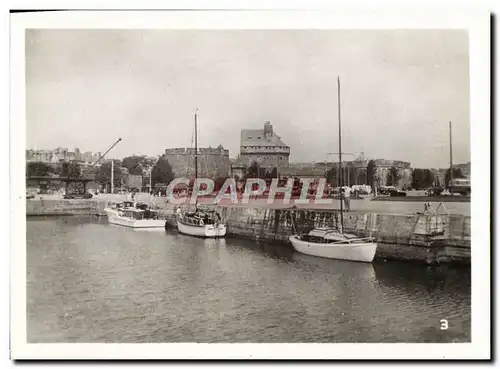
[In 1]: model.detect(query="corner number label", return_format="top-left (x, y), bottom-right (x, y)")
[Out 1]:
top-left (440, 319), bottom-right (448, 330)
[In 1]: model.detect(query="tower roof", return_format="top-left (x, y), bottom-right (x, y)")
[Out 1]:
top-left (240, 128), bottom-right (288, 147)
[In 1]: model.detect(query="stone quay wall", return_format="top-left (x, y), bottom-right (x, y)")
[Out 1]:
top-left (163, 205), bottom-right (470, 265)
top-left (26, 199), bottom-right (471, 264)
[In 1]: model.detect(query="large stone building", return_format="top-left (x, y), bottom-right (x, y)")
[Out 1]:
top-left (164, 145), bottom-right (231, 178)
top-left (239, 121), bottom-right (290, 169)
top-left (283, 154), bottom-right (412, 189)
top-left (455, 162), bottom-right (471, 178)
top-left (430, 162), bottom-right (470, 188)
top-left (372, 159), bottom-right (412, 188)
top-left (26, 147), bottom-right (102, 165)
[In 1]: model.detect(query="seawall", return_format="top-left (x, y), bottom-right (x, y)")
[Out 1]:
top-left (26, 199), bottom-right (471, 265)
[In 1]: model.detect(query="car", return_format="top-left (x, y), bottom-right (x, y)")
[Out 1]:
top-left (64, 193), bottom-right (93, 199)
top-left (427, 187), bottom-right (444, 196)
top-left (389, 189), bottom-right (407, 197)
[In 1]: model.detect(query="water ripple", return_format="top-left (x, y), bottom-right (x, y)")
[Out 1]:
top-left (27, 217), bottom-right (471, 343)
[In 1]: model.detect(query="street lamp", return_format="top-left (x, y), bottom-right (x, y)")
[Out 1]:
top-left (148, 155), bottom-right (162, 194)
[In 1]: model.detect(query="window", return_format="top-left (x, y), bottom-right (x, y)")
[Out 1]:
top-left (248, 136), bottom-right (252, 139)
top-left (257, 136), bottom-right (261, 139)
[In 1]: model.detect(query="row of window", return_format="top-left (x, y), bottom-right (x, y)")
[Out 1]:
top-left (241, 146), bottom-right (290, 151)
top-left (246, 156), bottom-right (287, 161)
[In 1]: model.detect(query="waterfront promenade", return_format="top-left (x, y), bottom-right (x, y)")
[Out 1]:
top-left (31, 192), bottom-right (471, 216)
top-left (26, 192), bottom-right (471, 265)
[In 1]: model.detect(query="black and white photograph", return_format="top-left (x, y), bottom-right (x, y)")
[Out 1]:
top-left (9, 8), bottom-right (490, 360)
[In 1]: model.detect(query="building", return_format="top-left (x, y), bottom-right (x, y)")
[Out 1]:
top-left (430, 162), bottom-right (470, 188)
top-left (279, 164), bottom-right (328, 179)
top-left (26, 147), bottom-right (102, 165)
top-left (284, 154), bottom-right (412, 189)
top-left (164, 145), bottom-right (231, 178)
top-left (372, 159), bottom-right (412, 188)
top-left (455, 162), bottom-right (471, 178)
top-left (229, 157), bottom-right (246, 179)
top-left (239, 121), bottom-right (290, 169)
top-left (126, 174), bottom-right (143, 190)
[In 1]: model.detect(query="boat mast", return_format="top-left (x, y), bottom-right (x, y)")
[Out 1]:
top-left (194, 109), bottom-right (198, 180)
top-left (337, 76), bottom-right (344, 233)
top-left (194, 109), bottom-right (198, 207)
top-left (449, 120), bottom-right (453, 186)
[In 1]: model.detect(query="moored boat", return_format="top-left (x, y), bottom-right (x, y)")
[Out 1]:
top-left (176, 206), bottom-right (226, 237)
top-left (289, 228), bottom-right (377, 263)
top-left (104, 201), bottom-right (164, 229)
top-left (289, 77), bottom-right (378, 263)
top-left (173, 109), bottom-right (227, 238)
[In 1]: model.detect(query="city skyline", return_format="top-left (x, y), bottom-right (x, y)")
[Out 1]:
top-left (26, 29), bottom-right (470, 168)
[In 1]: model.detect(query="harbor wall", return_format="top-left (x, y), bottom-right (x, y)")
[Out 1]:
top-left (163, 205), bottom-right (470, 264)
top-left (26, 199), bottom-right (471, 264)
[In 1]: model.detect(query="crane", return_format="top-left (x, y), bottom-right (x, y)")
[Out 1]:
top-left (91, 138), bottom-right (122, 194)
top-left (91, 138), bottom-right (122, 167)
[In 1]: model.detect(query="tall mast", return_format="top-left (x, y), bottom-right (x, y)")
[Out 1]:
top-left (111, 159), bottom-right (114, 195)
top-left (194, 109), bottom-right (198, 180)
top-left (449, 121), bottom-right (453, 185)
top-left (338, 76), bottom-right (344, 233)
top-left (194, 109), bottom-right (199, 208)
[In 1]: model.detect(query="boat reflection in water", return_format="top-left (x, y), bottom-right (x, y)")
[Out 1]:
top-left (203, 237), bottom-right (227, 249)
top-left (291, 251), bottom-right (376, 280)
top-left (26, 216), bottom-right (470, 343)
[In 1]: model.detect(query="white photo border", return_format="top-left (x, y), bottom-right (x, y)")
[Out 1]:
top-left (10, 9), bottom-right (490, 360)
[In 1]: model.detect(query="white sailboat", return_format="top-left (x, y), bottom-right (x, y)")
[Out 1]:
top-left (175, 109), bottom-right (227, 238)
top-left (104, 201), bottom-right (165, 229)
top-left (289, 77), bottom-right (377, 263)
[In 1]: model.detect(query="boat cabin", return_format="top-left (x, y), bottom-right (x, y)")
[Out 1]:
top-left (181, 209), bottom-right (222, 227)
top-left (115, 201), bottom-right (134, 209)
top-left (301, 227), bottom-right (373, 244)
top-left (114, 201), bottom-right (159, 220)
top-left (118, 207), bottom-right (160, 220)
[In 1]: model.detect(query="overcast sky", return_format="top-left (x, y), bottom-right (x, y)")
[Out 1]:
top-left (26, 29), bottom-right (470, 168)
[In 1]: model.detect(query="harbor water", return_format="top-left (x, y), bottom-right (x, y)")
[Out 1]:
top-left (27, 216), bottom-right (471, 343)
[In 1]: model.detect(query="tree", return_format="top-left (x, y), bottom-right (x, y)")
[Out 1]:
top-left (214, 176), bottom-right (229, 191)
top-left (347, 166), bottom-right (357, 186)
top-left (151, 156), bottom-right (174, 187)
top-left (61, 162), bottom-right (81, 178)
top-left (366, 160), bottom-right (377, 190)
top-left (445, 168), bottom-right (465, 188)
top-left (244, 161), bottom-right (261, 179)
top-left (386, 166), bottom-right (401, 187)
top-left (26, 162), bottom-right (54, 177)
top-left (121, 155), bottom-right (146, 175)
top-left (325, 166), bottom-right (338, 186)
top-left (412, 169), bottom-right (436, 189)
top-left (95, 160), bottom-right (123, 189)
top-left (357, 168), bottom-right (367, 185)
top-left (267, 167), bottom-right (278, 179)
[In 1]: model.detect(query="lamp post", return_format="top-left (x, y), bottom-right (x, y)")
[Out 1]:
top-left (111, 159), bottom-right (114, 194)
top-left (147, 156), bottom-right (160, 195)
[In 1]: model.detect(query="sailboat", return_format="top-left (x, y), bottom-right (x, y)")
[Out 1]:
top-left (289, 77), bottom-right (377, 263)
top-left (175, 109), bottom-right (227, 238)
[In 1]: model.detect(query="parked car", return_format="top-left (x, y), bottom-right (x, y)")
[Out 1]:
top-left (378, 186), bottom-right (396, 195)
top-left (427, 187), bottom-right (444, 196)
top-left (26, 188), bottom-right (37, 199)
top-left (64, 192), bottom-right (93, 199)
top-left (389, 189), bottom-right (407, 197)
